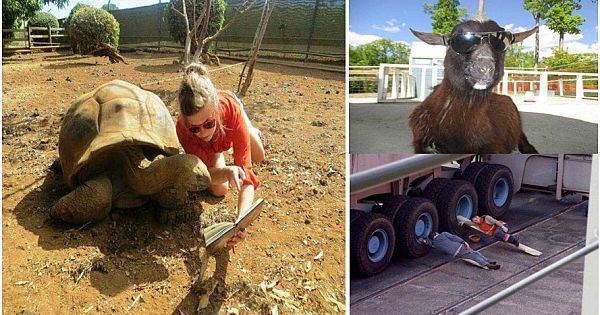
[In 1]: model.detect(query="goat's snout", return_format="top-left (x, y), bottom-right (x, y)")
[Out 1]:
top-left (466, 46), bottom-right (497, 89)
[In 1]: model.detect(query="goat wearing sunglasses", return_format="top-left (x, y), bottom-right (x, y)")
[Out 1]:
top-left (408, 20), bottom-right (538, 154)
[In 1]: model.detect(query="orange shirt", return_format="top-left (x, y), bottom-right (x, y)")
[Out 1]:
top-left (476, 221), bottom-right (497, 236)
top-left (176, 91), bottom-right (260, 188)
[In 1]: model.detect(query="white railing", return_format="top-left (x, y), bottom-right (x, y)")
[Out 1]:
top-left (376, 64), bottom-right (417, 102)
top-left (373, 64), bottom-right (599, 103)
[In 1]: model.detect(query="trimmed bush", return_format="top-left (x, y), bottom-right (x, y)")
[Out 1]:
top-left (65, 3), bottom-right (92, 51)
top-left (166, 0), bottom-right (227, 52)
top-left (69, 7), bottom-right (120, 54)
top-left (29, 12), bottom-right (59, 28)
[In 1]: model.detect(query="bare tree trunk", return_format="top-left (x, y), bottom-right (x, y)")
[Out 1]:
top-left (200, 0), bottom-right (258, 64)
top-left (193, 0), bottom-right (212, 62)
top-left (559, 32), bottom-right (564, 50)
top-left (477, 0), bottom-right (485, 19)
top-left (534, 14), bottom-right (540, 67)
top-left (237, 0), bottom-right (276, 97)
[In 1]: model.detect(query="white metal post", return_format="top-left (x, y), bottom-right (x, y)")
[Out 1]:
top-left (391, 68), bottom-right (398, 99)
top-left (377, 65), bottom-right (386, 102)
top-left (556, 154), bottom-right (564, 200)
top-left (419, 67), bottom-right (426, 101)
top-left (502, 72), bottom-right (508, 95)
top-left (576, 74), bottom-right (583, 103)
top-left (400, 73), bottom-right (407, 98)
top-left (539, 72), bottom-right (548, 104)
top-left (559, 79), bottom-right (564, 96)
top-left (582, 155), bottom-right (598, 315)
top-left (513, 81), bottom-right (517, 96)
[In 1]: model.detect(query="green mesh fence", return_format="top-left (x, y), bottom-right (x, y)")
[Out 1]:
top-left (109, 0), bottom-right (344, 62)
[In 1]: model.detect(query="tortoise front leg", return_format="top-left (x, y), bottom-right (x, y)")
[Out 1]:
top-left (51, 175), bottom-right (112, 224)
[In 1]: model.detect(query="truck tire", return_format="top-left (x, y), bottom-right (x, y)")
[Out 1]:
top-left (350, 212), bottom-right (395, 277)
top-left (422, 178), bottom-right (452, 203)
top-left (350, 209), bottom-right (363, 224)
top-left (436, 180), bottom-right (478, 236)
top-left (382, 197), bottom-right (438, 258)
top-left (462, 162), bottom-right (488, 184)
top-left (475, 164), bottom-right (514, 217)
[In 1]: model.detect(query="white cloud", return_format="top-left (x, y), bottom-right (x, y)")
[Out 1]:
top-left (348, 31), bottom-right (382, 47)
top-left (506, 24), bottom-right (597, 57)
top-left (371, 18), bottom-right (404, 33)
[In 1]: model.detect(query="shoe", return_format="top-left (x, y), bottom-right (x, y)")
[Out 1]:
top-left (488, 261), bottom-right (497, 265)
top-left (417, 238), bottom-right (432, 247)
top-left (486, 263), bottom-right (501, 270)
top-left (510, 235), bottom-right (520, 247)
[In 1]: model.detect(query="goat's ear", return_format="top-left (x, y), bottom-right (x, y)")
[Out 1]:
top-left (410, 28), bottom-right (446, 46)
top-left (512, 27), bottom-right (538, 44)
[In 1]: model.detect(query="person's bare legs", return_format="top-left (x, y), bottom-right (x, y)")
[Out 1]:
top-left (234, 94), bottom-right (265, 163)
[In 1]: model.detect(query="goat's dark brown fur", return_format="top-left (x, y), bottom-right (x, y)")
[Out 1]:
top-left (409, 20), bottom-right (538, 154)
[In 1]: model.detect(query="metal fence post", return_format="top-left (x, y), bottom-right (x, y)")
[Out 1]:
top-left (158, 0), bottom-right (162, 52)
top-left (539, 72), bottom-right (548, 104)
top-left (502, 72), bottom-right (508, 95)
top-left (304, 0), bottom-right (320, 62)
top-left (576, 74), bottom-right (583, 103)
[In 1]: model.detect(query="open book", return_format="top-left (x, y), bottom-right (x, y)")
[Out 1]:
top-left (206, 198), bottom-right (265, 254)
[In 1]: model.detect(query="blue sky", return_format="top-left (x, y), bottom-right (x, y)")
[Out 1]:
top-left (349, 0), bottom-right (598, 56)
top-left (42, 0), bottom-right (159, 19)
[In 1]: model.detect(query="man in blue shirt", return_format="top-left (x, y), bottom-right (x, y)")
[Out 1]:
top-left (418, 232), bottom-right (500, 270)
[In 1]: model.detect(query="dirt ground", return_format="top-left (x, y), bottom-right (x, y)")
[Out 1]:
top-left (2, 52), bottom-right (345, 314)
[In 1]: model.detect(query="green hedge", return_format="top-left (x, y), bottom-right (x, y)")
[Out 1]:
top-left (29, 12), bottom-right (59, 28)
top-left (69, 7), bottom-right (120, 54)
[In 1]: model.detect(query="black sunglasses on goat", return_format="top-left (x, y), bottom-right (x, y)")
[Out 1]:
top-left (444, 31), bottom-right (514, 54)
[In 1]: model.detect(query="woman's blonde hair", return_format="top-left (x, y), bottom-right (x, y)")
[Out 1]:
top-left (178, 63), bottom-right (220, 117)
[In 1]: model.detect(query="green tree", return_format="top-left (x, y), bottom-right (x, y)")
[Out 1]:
top-left (64, 3), bottom-right (92, 33)
top-left (504, 44), bottom-right (536, 68)
top-left (29, 12), bottom-right (59, 27)
top-left (545, 0), bottom-right (585, 50)
top-left (523, 0), bottom-right (554, 65)
top-left (166, 0), bottom-right (227, 53)
top-left (349, 39), bottom-right (410, 66)
top-left (101, 3), bottom-right (119, 11)
top-left (2, 0), bottom-right (68, 30)
top-left (423, 0), bottom-right (468, 34)
top-left (541, 49), bottom-right (597, 73)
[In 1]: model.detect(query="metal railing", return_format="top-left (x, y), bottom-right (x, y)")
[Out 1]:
top-left (350, 154), bottom-right (470, 195)
top-left (369, 63), bottom-right (599, 103)
top-left (459, 239), bottom-right (599, 315)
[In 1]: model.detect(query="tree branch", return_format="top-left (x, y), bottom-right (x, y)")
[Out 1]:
top-left (203, 0), bottom-right (258, 45)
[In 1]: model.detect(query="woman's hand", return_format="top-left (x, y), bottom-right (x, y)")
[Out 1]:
top-left (224, 166), bottom-right (246, 191)
top-left (227, 229), bottom-right (247, 251)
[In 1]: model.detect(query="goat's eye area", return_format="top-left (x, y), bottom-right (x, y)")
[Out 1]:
top-left (450, 34), bottom-right (481, 54)
top-left (489, 32), bottom-right (511, 52)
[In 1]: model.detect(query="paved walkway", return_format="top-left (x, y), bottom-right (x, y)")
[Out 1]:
top-left (349, 96), bottom-right (598, 153)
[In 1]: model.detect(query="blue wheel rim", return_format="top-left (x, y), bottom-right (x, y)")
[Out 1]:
top-left (415, 212), bottom-right (433, 238)
top-left (456, 194), bottom-right (474, 219)
top-left (367, 228), bottom-right (389, 263)
top-left (493, 177), bottom-right (510, 207)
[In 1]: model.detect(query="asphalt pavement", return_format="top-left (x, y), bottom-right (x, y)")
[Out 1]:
top-left (349, 102), bottom-right (598, 153)
top-left (350, 192), bottom-right (589, 314)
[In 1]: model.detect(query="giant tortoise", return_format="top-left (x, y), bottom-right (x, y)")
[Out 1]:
top-left (52, 79), bottom-right (211, 224)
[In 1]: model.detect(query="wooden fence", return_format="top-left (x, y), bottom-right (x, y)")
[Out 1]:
top-left (2, 26), bottom-right (70, 54)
